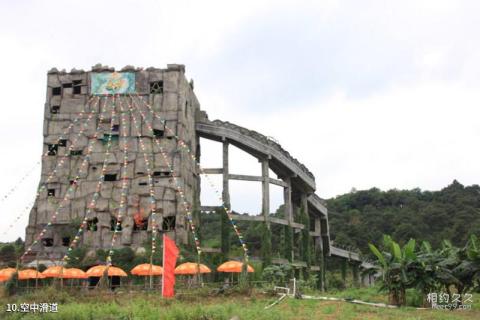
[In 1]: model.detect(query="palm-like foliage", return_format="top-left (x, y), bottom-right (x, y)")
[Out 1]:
top-left (451, 235), bottom-right (480, 297)
top-left (369, 234), bottom-right (480, 307)
top-left (413, 241), bottom-right (457, 306)
top-left (368, 235), bottom-right (417, 305)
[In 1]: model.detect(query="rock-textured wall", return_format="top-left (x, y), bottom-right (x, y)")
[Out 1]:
top-left (25, 64), bottom-right (201, 259)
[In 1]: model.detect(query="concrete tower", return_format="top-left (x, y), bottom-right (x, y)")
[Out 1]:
top-left (25, 64), bottom-right (201, 259)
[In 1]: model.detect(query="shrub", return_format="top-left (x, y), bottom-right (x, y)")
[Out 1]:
top-left (5, 272), bottom-right (18, 296)
top-left (326, 273), bottom-right (346, 290)
top-left (262, 264), bottom-right (292, 286)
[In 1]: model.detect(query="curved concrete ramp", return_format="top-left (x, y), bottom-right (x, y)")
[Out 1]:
top-left (196, 119), bottom-right (316, 192)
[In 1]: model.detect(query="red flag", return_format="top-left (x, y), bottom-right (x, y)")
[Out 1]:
top-left (162, 234), bottom-right (179, 298)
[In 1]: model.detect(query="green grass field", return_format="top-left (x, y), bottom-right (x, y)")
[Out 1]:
top-left (0, 287), bottom-right (478, 319)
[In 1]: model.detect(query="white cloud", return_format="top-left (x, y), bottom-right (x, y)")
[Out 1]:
top-left (237, 80), bottom-right (480, 197)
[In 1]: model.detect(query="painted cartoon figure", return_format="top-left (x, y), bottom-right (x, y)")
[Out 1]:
top-left (105, 72), bottom-right (126, 93)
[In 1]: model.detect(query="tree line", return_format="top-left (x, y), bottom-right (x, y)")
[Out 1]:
top-left (328, 180), bottom-right (480, 255)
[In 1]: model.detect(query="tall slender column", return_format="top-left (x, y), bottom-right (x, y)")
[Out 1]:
top-left (352, 262), bottom-right (360, 287)
top-left (315, 216), bottom-right (321, 235)
top-left (300, 193), bottom-right (308, 217)
top-left (222, 140), bottom-right (230, 209)
top-left (314, 236), bottom-right (325, 291)
top-left (261, 159), bottom-right (270, 228)
top-left (283, 177), bottom-right (293, 223)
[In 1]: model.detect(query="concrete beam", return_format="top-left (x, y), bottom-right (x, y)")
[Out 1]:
top-left (269, 217), bottom-right (289, 226)
top-left (202, 168), bottom-right (223, 174)
top-left (228, 174), bottom-right (262, 182)
top-left (225, 214), bottom-right (307, 229)
top-left (230, 214), bottom-right (265, 222)
top-left (227, 174), bottom-right (287, 187)
top-left (291, 222), bottom-right (305, 229)
top-left (269, 178), bottom-right (288, 187)
top-left (330, 246), bottom-right (361, 261)
top-left (200, 206), bottom-right (222, 212)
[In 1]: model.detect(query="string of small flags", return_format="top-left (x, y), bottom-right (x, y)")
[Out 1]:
top-left (104, 95), bottom-right (128, 265)
top-left (120, 97), bottom-right (160, 261)
top-left (130, 95), bottom-right (204, 255)
top-left (1, 95), bottom-right (100, 236)
top-left (133, 94), bottom-right (249, 260)
top-left (21, 96), bottom-right (112, 261)
top-left (63, 96), bottom-right (120, 263)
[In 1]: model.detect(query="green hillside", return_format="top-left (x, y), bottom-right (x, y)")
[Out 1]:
top-left (327, 180), bottom-right (480, 255)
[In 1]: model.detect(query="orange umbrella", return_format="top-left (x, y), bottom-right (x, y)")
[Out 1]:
top-left (62, 268), bottom-right (87, 279)
top-left (174, 262), bottom-right (211, 275)
top-left (217, 261), bottom-right (254, 273)
top-left (18, 269), bottom-right (45, 280)
top-left (131, 263), bottom-right (163, 276)
top-left (86, 265), bottom-right (127, 277)
top-left (0, 268), bottom-right (16, 282)
top-left (42, 266), bottom-right (66, 278)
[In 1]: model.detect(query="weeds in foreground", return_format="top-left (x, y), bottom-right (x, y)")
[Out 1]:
top-left (0, 287), bottom-right (477, 319)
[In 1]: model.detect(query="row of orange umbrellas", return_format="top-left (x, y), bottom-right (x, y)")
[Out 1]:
top-left (130, 262), bottom-right (212, 276)
top-left (0, 261), bottom-right (254, 281)
top-left (0, 267), bottom-right (87, 281)
top-left (133, 261), bottom-right (254, 276)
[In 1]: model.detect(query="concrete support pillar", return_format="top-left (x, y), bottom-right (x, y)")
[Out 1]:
top-left (352, 262), bottom-right (360, 287)
top-left (261, 158), bottom-right (270, 227)
top-left (362, 273), bottom-right (371, 287)
top-left (321, 254), bottom-right (326, 291)
top-left (315, 216), bottom-right (321, 235)
top-left (300, 193), bottom-right (308, 216)
top-left (314, 235), bottom-right (323, 252)
top-left (314, 236), bottom-right (325, 291)
top-left (283, 177), bottom-right (293, 223)
top-left (222, 140), bottom-right (230, 209)
top-left (341, 259), bottom-right (347, 286)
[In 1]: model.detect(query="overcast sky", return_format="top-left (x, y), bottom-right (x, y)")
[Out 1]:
top-left (0, 0), bottom-right (479, 241)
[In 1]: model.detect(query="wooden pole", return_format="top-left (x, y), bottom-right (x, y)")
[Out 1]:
top-left (149, 258), bottom-right (153, 290)
top-left (15, 259), bottom-right (19, 291)
top-left (61, 266), bottom-right (64, 288)
top-left (35, 254), bottom-right (39, 289)
top-left (196, 252), bottom-right (201, 286)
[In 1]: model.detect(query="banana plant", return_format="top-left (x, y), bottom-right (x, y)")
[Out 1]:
top-left (414, 241), bottom-right (454, 306)
top-left (369, 235), bottom-right (417, 306)
top-left (452, 235), bottom-right (480, 298)
top-left (467, 235), bottom-right (480, 290)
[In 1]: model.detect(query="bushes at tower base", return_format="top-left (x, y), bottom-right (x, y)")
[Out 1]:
top-left (262, 264), bottom-right (292, 286)
top-left (0, 245), bottom-right (17, 266)
top-left (66, 246), bottom-right (142, 272)
top-left (0, 238), bottom-right (24, 267)
top-left (5, 272), bottom-right (18, 296)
